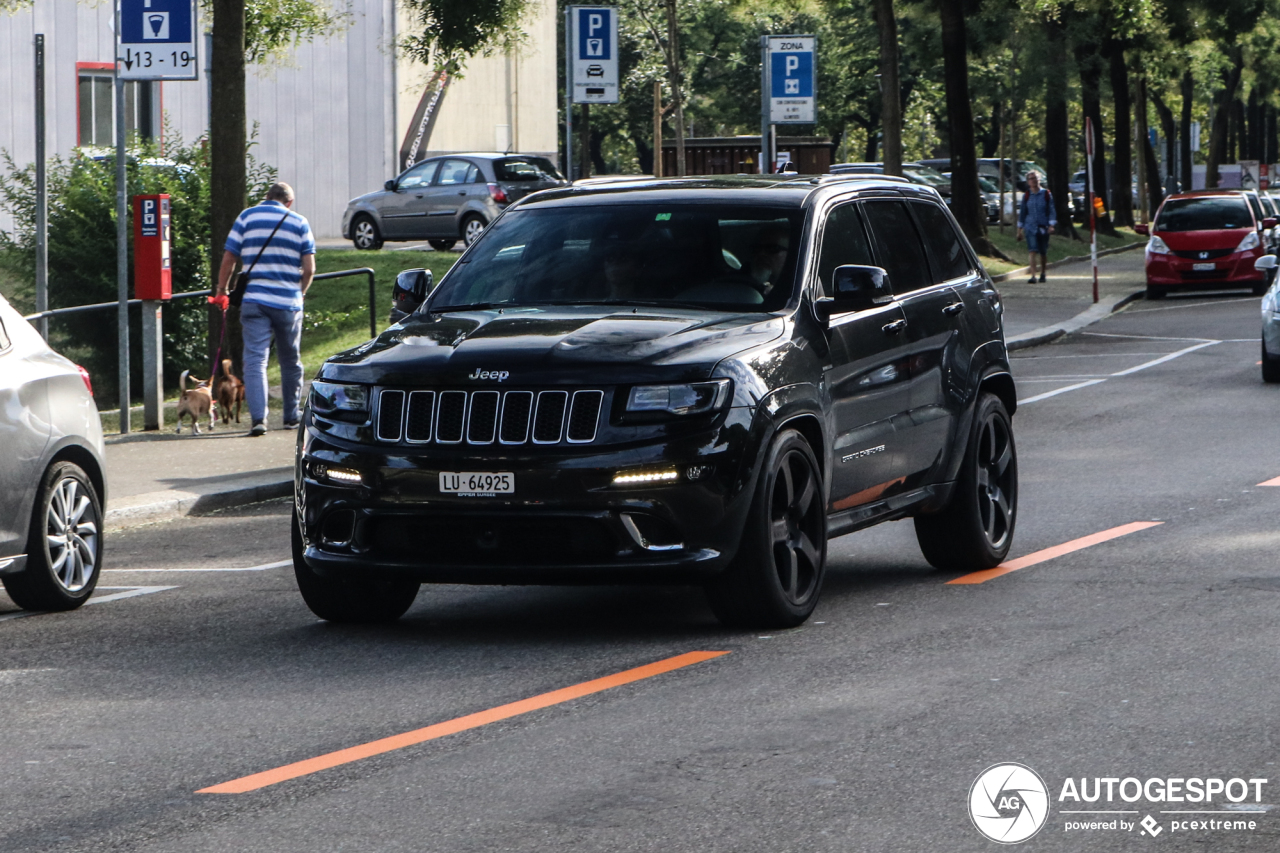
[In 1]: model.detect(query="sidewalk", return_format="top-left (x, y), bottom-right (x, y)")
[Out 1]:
top-left (101, 246), bottom-right (1146, 530)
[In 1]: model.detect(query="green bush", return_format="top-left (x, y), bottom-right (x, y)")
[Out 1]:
top-left (0, 127), bottom-right (276, 404)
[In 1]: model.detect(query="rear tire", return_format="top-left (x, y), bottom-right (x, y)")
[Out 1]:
top-left (427, 239), bottom-right (457, 251)
top-left (915, 393), bottom-right (1017, 571)
top-left (461, 215), bottom-right (487, 247)
top-left (704, 429), bottom-right (827, 629)
top-left (351, 215), bottom-right (383, 251)
top-left (1263, 341), bottom-right (1280, 383)
top-left (292, 509), bottom-right (418, 623)
top-left (1146, 284), bottom-right (1166, 300)
top-left (3, 462), bottom-right (103, 611)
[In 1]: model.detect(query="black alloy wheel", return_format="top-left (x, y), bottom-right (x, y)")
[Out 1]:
top-left (292, 509), bottom-right (419, 623)
top-left (705, 429), bottom-right (827, 629)
top-left (915, 393), bottom-right (1017, 571)
top-left (351, 215), bottom-right (383, 251)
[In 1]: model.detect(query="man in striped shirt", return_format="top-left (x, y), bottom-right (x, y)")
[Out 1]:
top-left (216, 182), bottom-right (316, 436)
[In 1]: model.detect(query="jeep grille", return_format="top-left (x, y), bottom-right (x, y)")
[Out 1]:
top-left (376, 388), bottom-right (603, 446)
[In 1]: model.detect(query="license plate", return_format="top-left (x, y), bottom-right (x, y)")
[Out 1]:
top-left (439, 472), bottom-right (514, 495)
top-left (1193, 262), bottom-right (1215, 271)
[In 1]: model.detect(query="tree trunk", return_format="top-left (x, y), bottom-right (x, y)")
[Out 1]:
top-left (1043, 18), bottom-right (1075, 240)
top-left (1207, 47), bottom-right (1244, 188)
top-left (1180, 70), bottom-right (1193, 191)
top-left (210, 0), bottom-right (246, 376)
top-left (1078, 45), bottom-right (1116, 235)
top-left (1108, 43), bottom-right (1133, 227)
top-left (874, 0), bottom-right (902, 176)
top-left (1268, 104), bottom-right (1278, 169)
top-left (1143, 127), bottom-right (1164, 213)
top-left (665, 0), bottom-right (685, 176)
top-left (1150, 87), bottom-right (1177, 194)
top-left (1248, 87), bottom-right (1261, 160)
top-left (937, 0), bottom-right (997, 256)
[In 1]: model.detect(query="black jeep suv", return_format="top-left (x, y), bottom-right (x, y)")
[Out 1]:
top-left (293, 176), bottom-right (1018, 628)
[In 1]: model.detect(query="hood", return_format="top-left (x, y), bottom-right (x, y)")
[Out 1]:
top-left (349, 189), bottom-right (386, 206)
top-left (1157, 228), bottom-right (1255, 251)
top-left (319, 306), bottom-right (786, 386)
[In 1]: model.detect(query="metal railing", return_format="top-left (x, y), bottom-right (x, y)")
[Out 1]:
top-left (23, 267), bottom-right (379, 336)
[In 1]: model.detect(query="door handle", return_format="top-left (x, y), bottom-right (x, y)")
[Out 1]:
top-left (943, 301), bottom-right (966, 316)
top-left (881, 319), bottom-right (908, 335)
top-left (458, 191), bottom-right (466, 196)
top-left (415, 193), bottom-right (424, 198)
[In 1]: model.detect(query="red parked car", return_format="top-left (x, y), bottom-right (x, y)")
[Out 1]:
top-left (1136, 190), bottom-right (1274, 299)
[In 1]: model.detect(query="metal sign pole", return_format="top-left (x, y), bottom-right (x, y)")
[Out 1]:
top-left (564, 7), bottom-right (573, 180)
top-left (759, 36), bottom-right (769, 175)
top-left (1086, 115), bottom-right (1098, 305)
top-left (34, 34), bottom-right (48, 340)
top-left (115, 0), bottom-right (131, 433)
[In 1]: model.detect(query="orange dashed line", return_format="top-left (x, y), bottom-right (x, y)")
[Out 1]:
top-left (947, 521), bottom-right (1164, 585)
top-left (197, 650), bottom-right (729, 794)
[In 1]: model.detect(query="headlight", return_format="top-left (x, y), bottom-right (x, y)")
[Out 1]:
top-left (309, 380), bottom-right (369, 414)
top-left (1237, 231), bottom-right (1261, 252)
top-left (626, 379), bottom-right (731, 416)
top-left (1147, 235), bottom-right (1171, 255)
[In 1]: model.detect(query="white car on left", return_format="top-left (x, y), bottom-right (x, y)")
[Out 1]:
top-left (0, 294), bottom-right (107, 611)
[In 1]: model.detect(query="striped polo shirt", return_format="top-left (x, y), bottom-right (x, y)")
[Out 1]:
top-left (225, 200), bottom-right (316, 311)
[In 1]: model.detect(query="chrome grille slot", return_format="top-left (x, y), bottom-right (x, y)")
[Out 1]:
top-left (405, 391), bottom-right (435, 443)
top-left (435, 391), bottom-right (467, 444)
top-left (499, 391), bottom-right (534, 444)
top-left (467, 391), bottom-right (500, 444)
top-left (532, 391), bottom-right (568, 444)
top-left (377, 390), bottom-right (405, 442)
top-left (566, 390), bottom-right (603, 443)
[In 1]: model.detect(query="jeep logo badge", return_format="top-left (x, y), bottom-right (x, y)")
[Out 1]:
top-left (469, 369), bottom-right (510, 381)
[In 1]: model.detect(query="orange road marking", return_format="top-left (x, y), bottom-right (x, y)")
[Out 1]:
top-left (1259, 476), bottom-right (1280, 487)
top-left (947, 521), bottom-right (1164, 585)
top-left (197, 650), bottom-right (729, 794)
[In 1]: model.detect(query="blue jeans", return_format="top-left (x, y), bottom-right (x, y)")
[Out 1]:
top-left (240, 300), bottom-right (303, 424)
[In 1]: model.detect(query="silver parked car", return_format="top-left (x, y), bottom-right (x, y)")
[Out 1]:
top-left (341, 153), bottom-right (568, 251)
top-left (0, 294), bottom-right (107, 611)
top-left (1261, 262), bottom-right (1280, 382)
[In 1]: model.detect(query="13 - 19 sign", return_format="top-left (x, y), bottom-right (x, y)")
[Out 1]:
top-left (116, 0), bottom-right (199, 81)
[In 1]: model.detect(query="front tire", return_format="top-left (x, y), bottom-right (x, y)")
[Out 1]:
top-left (351, 215), bottom-right (383, 251)
top-left (1263, 341), bottom-right (1280, 383)
top-left (915, 393), bottom-right (1017, 571)
top-left (3, 462), bottom-right (103, 611)
top-left (1146, 284), bottom-right (1166, 300)
top-left (292, 509), bottom-right (419, 623)
top-left (704, 429), bottom-right (827, 629)
top-left (427, 238), bottom-right (457, 251)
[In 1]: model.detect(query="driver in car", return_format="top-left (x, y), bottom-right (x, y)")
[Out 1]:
top-left (746, 225), bottom-right (790, 297)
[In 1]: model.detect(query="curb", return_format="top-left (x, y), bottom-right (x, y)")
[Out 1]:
top-left (990, 240), bottom-right (1145, 284)
top-left (1005, 290), bottom-right (1145, 351)
top-left (105, 468), bottom-right (293, 530)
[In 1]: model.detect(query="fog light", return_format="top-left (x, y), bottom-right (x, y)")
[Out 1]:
top-left (612, 468), bottom-right (679, 486)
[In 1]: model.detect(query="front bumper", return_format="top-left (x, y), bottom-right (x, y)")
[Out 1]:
top-left (1145, 249), bottom-right (1266, 289)
top-left (295, 408), bottom-right (759, 584)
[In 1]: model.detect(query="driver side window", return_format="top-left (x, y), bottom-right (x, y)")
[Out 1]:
top-left (397, 160), bottom-right (439, 190)
top-left (816, 203), bottom-right (875, 296)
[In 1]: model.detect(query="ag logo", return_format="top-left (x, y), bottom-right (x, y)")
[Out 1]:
top-left (968, 763), bottom-right (1050, 844)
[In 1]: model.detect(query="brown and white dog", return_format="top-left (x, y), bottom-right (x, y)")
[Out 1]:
top-left (215, 359), bottom-right (245, 425)
top-left (176, 370), bottom-right (215, 435)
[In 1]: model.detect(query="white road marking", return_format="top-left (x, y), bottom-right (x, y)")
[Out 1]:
top-left (0, 586), bottom-right (178, 622)
top-left (103, 559), bottom-right (290, 574)
top-left (1019, 340), bottom-right (1222, 405)
top-left (1083, 331), bottom-right (1217, 343)
top-left (1128, 297), bottom-right (1257, 313)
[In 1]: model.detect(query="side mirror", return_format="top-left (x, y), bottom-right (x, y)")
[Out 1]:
top-left (1134, 223), bottom-right (1150, 236)
top-left (1264, 217), bottom-right (1277, 229)
top-left (814, 265), bottom-right (894, 322)
top-left (1254, 255), bottom-right (1277, 272)
top-left (384, 179), bottom-right (397, 192)
top-left (391, 268), bottom-right (434, 315)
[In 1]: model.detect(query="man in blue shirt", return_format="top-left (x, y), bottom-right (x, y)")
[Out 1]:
top-left (1017, 170), bottom-right (1056, 283)
top-left (215, 182), bottom-right (316, 436)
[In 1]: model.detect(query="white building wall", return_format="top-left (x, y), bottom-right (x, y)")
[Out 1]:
top-left (0, 0), bottom-right (556, 239)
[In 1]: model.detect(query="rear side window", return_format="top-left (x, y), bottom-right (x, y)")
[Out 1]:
top-left (911, 201), bottom-right (974, 282)
top-left (861, 199), bottom-right (932, 293)
top-left (437, 159), bottom-right (473, 186)
top-left (494, 157), bottom-right (564, 182)
top-left (816, 203), bottom-right (875, 296)
top-left (1156, 198), bottom-right (1252, 231)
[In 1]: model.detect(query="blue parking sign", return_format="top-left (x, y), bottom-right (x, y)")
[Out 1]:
top-left (770, 51), bottom-right (813, 98)
top-left (577, 8), bottom-right (612, 61)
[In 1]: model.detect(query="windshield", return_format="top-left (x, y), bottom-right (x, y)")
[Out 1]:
top-left (904, 166), bottom-right (950, 187)
top-left (429, 204), bottom-right (804, 313)
top-left (977, 177), bottom-right (999, 193)
top-left (494, 157), bottom-right (564, 182)
top-left (1156, 197), bottom-right (1252, 231)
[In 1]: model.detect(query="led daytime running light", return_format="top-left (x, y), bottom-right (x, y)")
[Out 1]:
top-left (612, 469), bottom-right (680, 485)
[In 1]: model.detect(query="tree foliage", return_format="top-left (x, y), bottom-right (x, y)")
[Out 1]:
top-left (400, 0), bottom-right (532, 71)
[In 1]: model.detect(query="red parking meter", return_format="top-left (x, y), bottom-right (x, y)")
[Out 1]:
top-left (133, 194), bottom-right (171, 300)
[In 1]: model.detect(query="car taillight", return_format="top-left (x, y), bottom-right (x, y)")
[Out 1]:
top-left (76, 365), bottom-right (93, 396)
top-left (487, 182), bottom-right (509, 204)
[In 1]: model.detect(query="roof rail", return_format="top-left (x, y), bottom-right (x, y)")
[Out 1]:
top-left (816, 173), bottom-right (912, 185)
